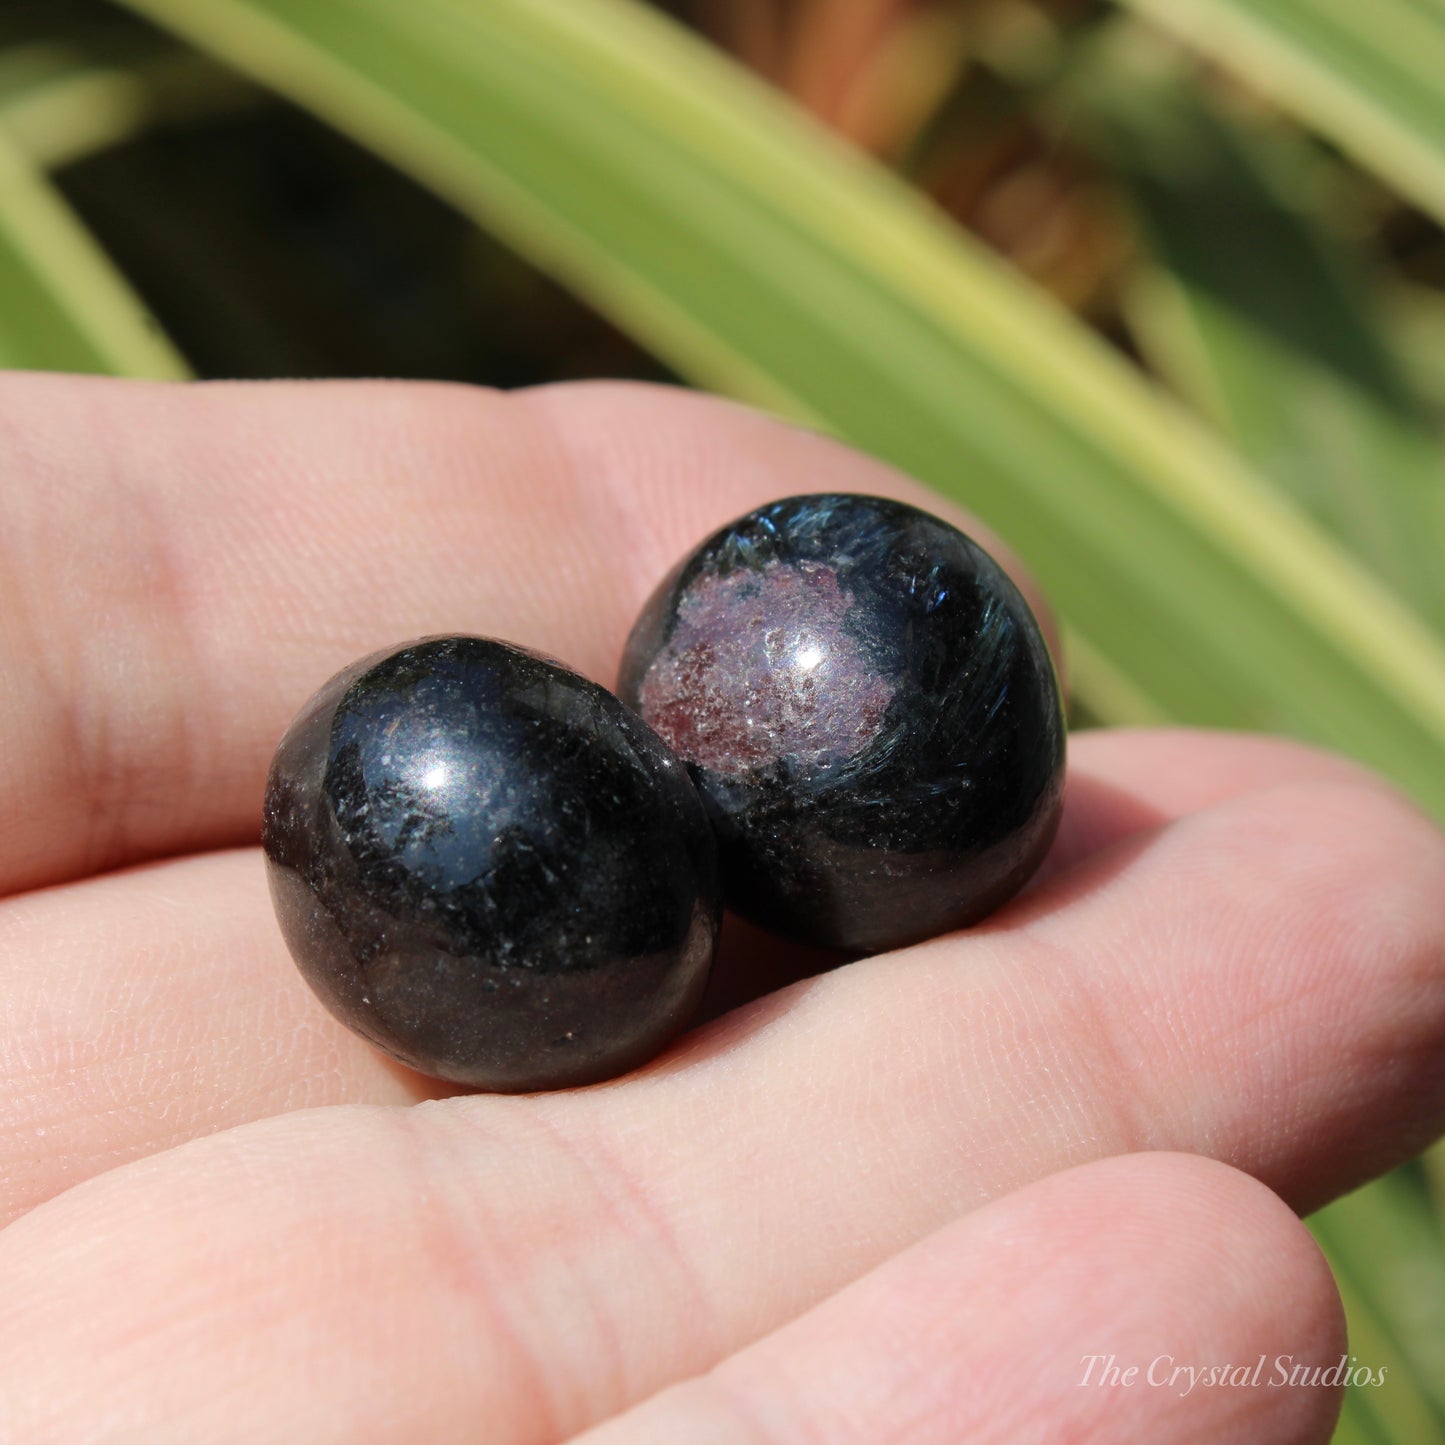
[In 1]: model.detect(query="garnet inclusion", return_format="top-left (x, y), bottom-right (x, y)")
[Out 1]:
top-left (637, 559), bottom-right (895, 776)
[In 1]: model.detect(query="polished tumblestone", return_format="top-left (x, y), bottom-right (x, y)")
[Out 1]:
top-left (618, 494), bottom-right (1066, 953)
top-left (263, 636), bottom-right (721, 1090)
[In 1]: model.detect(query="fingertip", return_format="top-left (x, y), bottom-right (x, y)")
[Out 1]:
top-left (578, 1151), bottom-right (1346, 1445)
top-left (995, 1151), bottom-right (1348, 1445)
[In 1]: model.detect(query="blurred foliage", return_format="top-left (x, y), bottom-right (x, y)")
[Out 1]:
top-left (61, 104), bottom-right (667, 385)
top-left (0, 1), bottom-right (657, 385)
top-left (12, 0), bottom-right (1445, 401)
top-left (0, 1), bottom-right (1443, 1440)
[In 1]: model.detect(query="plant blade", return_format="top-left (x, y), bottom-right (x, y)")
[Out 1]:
top-left (1311, 1176), bottom-right (1445, 1439)
top-left (102, 0), bottom-right (1445, 827)
top-left (0, 117), bottom-right (187, 377)
top-left (1115, 0), bottom-right (1445, 232)
top-left (1064, 28), bottom-right (1445, 630)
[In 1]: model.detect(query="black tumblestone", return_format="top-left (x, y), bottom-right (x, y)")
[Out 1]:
top-left (263, 636), bottom-right (721, 1091)
top-left (618, 493), bottom-right (1066, 953)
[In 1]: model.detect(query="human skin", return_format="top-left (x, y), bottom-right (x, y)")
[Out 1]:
top-left (1, 374), bottom-right (1443, 1443)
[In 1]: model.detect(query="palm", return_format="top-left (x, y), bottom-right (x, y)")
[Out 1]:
top-left (1, 376), bottom-right (1441, 1444)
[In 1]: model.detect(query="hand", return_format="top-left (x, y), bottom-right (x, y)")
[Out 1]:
top-left (1, 375), bottom-right (1441, 1444)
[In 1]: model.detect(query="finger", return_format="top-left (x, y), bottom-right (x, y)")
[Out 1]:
top-left (576, 1153), bottom-right (1345, 1445)
top-left (0, 728), bottom-right (1380, 1224)
top-left (0, 850), bottom-right (454, 1226)
top-left (0, 775), bottom-right (1439, 1443)
top-left (702, 725), bottom-right (1381, 1014)
top-left (0, 375), bottom-right (1056, 896)
top-left (1034, 724), bottom-right (1382, 884)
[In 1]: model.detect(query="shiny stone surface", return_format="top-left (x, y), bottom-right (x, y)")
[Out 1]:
top-left (263, 636), bottom-right (720, 1090)
top-left (618, 493), bottom-right (1066, 953)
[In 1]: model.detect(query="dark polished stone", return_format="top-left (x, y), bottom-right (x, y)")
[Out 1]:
top-left (263, 636), bottom-right (721, 1091)
top-left (618, 494), bottom-right (1066, 953)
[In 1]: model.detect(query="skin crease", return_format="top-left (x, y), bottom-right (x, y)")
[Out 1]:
top-left (0, 375), bottom-right (1442, 1444)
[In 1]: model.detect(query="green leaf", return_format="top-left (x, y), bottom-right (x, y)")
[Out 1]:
top-left (0, 27), bottom-right (260, 172)
top-left (1330, 1384), bottom-right (1395, 1445)
top-left (1325, 1269), bottom-right (1439, 1444)
top-left (105, 0), bottom-right (1445, 825)
top-left (0, 116), bottom-right (187, 376)
top-left (1064, 27), bottom-right (1445, 630)
top-left (1311, 1176), bottom-right (1445, 1439)
top-left (1388, 282), bottom-right (1445, 422)
top-left (1114, 0), bottom-right (1445, 233)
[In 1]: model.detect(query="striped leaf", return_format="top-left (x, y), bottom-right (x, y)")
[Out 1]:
top-left (103, 0), bottom-right (1445, 824)
top-left (0, 115), bottom-right (186, 376)
top-left (1117, 0), bottom-right (1445, 232)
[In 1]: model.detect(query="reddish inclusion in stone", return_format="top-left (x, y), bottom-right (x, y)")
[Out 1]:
top-left (637, 559), bottom-right (895, 776)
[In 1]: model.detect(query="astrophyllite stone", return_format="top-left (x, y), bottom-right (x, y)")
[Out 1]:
top-left (618, 494), bottom-right (1066, 954)
top-left (263, 636), bottom-right (721, 1091)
